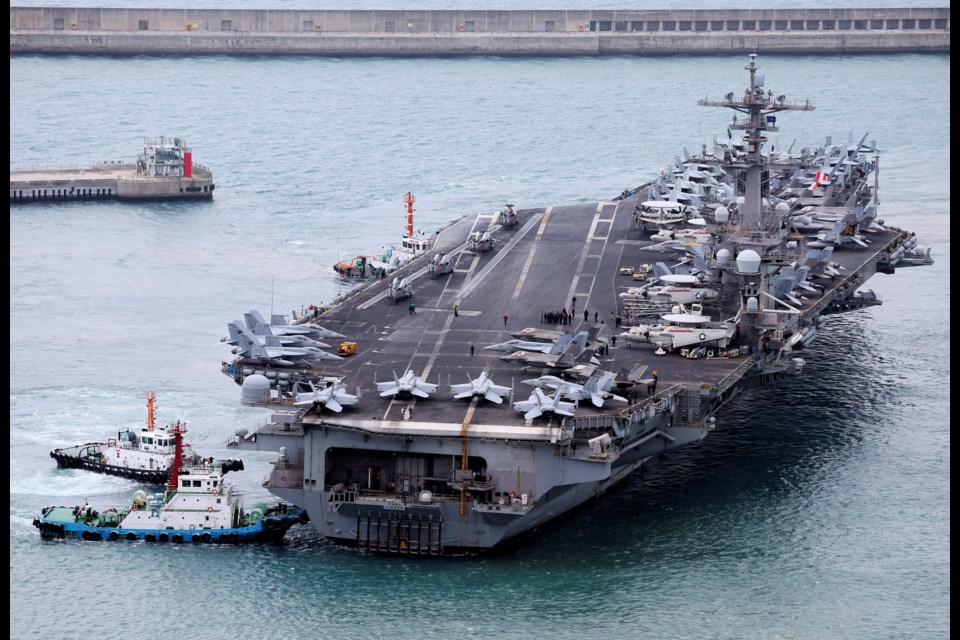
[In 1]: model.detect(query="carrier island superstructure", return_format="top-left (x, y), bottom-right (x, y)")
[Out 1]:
top-left (223, 55), bottom-right (933, 555)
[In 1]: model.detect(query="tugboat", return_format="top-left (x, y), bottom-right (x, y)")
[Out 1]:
top-left (49, 391), bottom-right (243, 485)
top-left (34, 421), bottom-right (307, 543)
top-left (333, 192), bottom-right (434, 279)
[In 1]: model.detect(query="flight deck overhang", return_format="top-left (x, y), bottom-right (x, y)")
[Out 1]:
top-left (302, 416), bottom-right (563, 443)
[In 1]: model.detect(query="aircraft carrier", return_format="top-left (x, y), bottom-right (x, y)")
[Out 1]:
top-left (223, 54), bottom-right (933, 555)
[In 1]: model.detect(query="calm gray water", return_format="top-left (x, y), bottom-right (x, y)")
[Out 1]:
top-left (10, 8), bottom-right (950, 639)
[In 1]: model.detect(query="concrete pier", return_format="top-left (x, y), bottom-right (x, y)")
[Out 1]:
top-left (10, 163), bottom-right (215, 203)
top-left (9, 7), bottom-right (950, 56)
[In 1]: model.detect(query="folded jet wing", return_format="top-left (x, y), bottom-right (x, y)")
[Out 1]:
top-left (294, 380), bottom-right (359, 413)
top-left (512, 388), bottom-right (577, 420)
top-left (376, 370), bottom-right (439, 399)
top-left (449, 372), bottom-right (512, 404)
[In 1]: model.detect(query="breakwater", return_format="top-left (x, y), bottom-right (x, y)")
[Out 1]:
top-left (9, 7), bottom-right (950, 56)
top-left (10, 163), bottom-right (215, 203)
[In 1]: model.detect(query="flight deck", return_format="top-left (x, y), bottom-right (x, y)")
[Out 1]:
top-left (225, 184), bottom-right (912, 434)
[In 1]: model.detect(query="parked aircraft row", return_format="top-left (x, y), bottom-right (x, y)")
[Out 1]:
top-left (221, 310), bottom-right (346, 366)
top-left (293, 368), bottom-right (643, 420)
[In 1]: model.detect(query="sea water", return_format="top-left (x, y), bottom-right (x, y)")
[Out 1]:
top-left (10, 6), bottom-right (949, 639)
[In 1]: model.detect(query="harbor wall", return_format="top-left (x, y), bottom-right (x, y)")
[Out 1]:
top-left (10, 7), bottom-right (950, 56)
top-left (10, 164), bottom-right (215, 202)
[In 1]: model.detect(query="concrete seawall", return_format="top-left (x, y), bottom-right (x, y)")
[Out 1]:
top-left (10, 7), bottom-right (950, 56)
top-left (10, 164), bottom-right (215, 203)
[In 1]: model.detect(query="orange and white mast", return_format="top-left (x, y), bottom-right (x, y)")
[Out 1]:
top-left (145, 390), bottom-right (156, 431)
top-left (403, 192), bottom-right (416, 238)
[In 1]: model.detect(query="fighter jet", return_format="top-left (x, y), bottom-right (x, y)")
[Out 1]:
top-left (484, 331), bottom-right (588, 355)
top-left (245, 310), bottom-right (345, 340)
top-left (231, 321), bottom-right (343, 366)
top-left (500, 345), bottom-right (600, 372)
top-left (376, 370), bottom-right (439, 399)
top-left (509, 324), bottom-right (601, 344)
top-left (449, 372), bottom-right (512, 404)
top-left (223, 322), bottom-right (332, 351)
top-left (498, 341), bottom-right (599, 370)
top-left (294, 380), bottom-right (360, 413)
top-left (512, 388), bottom-right (577, 420)
top-left (522, 371), bottom-right (627, 408)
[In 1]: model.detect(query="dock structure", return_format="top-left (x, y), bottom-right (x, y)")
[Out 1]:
top-left (10, 136), bottom-right (215, 203)
top-left (10, 7), bottom-right (950, 57)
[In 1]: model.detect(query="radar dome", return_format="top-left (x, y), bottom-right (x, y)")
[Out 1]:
top-left (241, 374), bottom-right (271, 406)
top-left (746, 296), bottom-right (759, 312)
top-left (776, 202), bottom-right (790, 214)
top-left (736, 249), bottom-right (762, 273)
top-left (716, 248), bottom-right (732, 265)
top-left (736, 196), bottom-right (745, 207)
top-left (715, 206), bottom-right (730, 223)
top-left (786, 240), bottom-right (798, 250)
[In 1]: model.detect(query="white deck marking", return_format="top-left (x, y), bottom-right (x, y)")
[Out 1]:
top-left (511, 208), bottom-right (553, 300)
top-left (456, 211), bottom-right (544, 301)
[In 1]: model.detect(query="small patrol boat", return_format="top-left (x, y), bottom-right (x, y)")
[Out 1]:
top-left (34, 421), bottom-right (307, 543)
top-left (49, 391), bottom-right (243, 485)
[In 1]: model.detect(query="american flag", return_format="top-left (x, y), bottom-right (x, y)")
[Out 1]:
top-left (813, 171), bottom-right (830, 189)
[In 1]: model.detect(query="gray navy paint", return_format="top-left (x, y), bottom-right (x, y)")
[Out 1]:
top-left (224, 55), bottom-right (933, 554)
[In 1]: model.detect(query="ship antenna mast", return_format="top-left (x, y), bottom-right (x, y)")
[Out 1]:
top-left (403, 192), bottom-right (416, 239)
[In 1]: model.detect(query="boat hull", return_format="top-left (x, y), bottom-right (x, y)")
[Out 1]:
top-left (50, 451), bottom-right (170, 484)
top-left (33, 505), bottom-right (308, 544)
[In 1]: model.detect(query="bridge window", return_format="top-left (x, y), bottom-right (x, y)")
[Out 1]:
top-left (663, 21), bottom-right (676, 31)
top-left (823, 20), bottom-right (835, 30)
top-left (759, 20), bottom-right (772, 30)
top-left (711, 20), bottom-right (724, 30)
top-left (791, 20), bottom-right (804, 30)
top-left (727, 21), bottom-right (740, 31)
top-left (806, 20), bottom-right (819, 30)
top-left (775, 20), bottom-right (787, 30)
top-left (902, 19), bottom-right (915, 29)
top-left (545, 20), bottom-right (555, 32)
top-left (465, 21), bottom-right (475, 32)
top-left (598, 21), bottom-right (612, 31)
top-left (302, 20), bottom-right (313, 31)
top-left (54, 18), bottom-right (64, 29)
top-left (743, 20), bottom-right (756, 30)
top-left (855, 20), bottom-right (868, 29)
top-left (886, 19), bottom-right (899, 29)
top-left (918, 19), bottom-right (931, 29)
top-left (695, 20), bottom-right (708, 31)
top-left (630, 21), bottom-right (643, 31)
top-left (678, 21), bottom-right (692, 31)
top-left (646, 21), bottom-right (659, 31)
top-left (935, 19), bottom-right (947, 29)
top-left (838, 20), bottom-right (851, 30)
top-left (221, 19), bottom-right (232, 31)
top-left (871, 19), bottom-right (883, 29)
top-left (615, 21), bottom-right (628, 31)
top-left (138, 19), bottom-right (149, 31)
